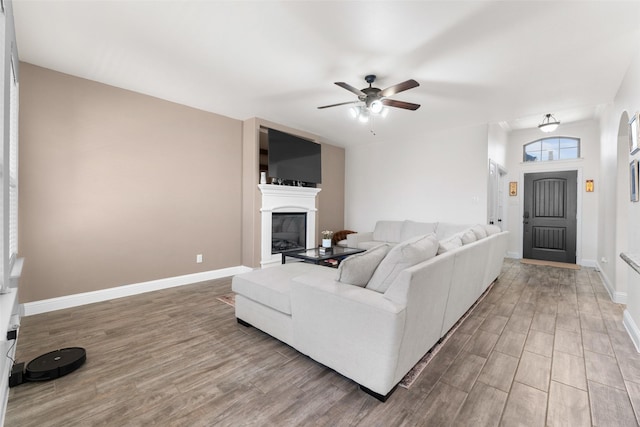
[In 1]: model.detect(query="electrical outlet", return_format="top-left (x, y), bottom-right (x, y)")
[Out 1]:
top-left (196, 254), bottom-right (203, 264)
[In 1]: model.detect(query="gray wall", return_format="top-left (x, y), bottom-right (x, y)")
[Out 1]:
top-left (19, 63), bottom-right (244, 302)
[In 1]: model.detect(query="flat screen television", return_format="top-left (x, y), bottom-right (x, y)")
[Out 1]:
top-left (268, 128), bottom-right (322, 185)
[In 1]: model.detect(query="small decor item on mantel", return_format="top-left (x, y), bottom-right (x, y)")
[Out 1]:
top-left (321, 230), bottom-right (333, 248)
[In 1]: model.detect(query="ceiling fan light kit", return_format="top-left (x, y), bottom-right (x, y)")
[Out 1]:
top-left (369, 99), bottom-right (383, 114)
top-left (350, 104), bottom-right (387, 123)
top-left (538, 113), bottom-right (560, 132)
top-left (318, 74), bottom-right (420, 122)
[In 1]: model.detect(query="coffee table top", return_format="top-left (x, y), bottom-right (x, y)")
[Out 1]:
top-left (283, 246), bottom-right (365, 262)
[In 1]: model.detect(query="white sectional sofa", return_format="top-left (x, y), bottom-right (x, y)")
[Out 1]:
top-left (232, 221), bottom-right (508, 401)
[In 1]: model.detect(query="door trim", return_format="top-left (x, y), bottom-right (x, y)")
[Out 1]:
top-left (518, 166), bottom-right (583, 264)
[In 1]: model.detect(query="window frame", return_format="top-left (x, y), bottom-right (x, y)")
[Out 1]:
top-left (0, 0), bottom-right (18, 293)
top-left (523, 136), bottom-right (581, 163)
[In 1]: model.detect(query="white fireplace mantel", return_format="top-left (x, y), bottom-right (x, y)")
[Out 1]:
top-left (259, 184), bottom-right (321, 267)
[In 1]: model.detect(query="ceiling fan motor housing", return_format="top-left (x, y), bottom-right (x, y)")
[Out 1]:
top-left (317, 73), bottom-right (420, 111)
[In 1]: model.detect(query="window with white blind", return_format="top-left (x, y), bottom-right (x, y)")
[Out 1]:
top-left (0, 3), bottom-right (5, 291)
top-left (0, 3), bottom-right (18, 294)
top-left (0, 1), bottom-right (19, 417)
top-left (8, 56), bottom-right (17, 268)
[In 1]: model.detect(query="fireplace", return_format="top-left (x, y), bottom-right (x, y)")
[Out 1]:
top-left (259, 184), bottom-right (321, 267)
top-left (271, 213), bottom-right (306, 253)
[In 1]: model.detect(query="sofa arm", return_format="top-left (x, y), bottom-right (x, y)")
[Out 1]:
top-left (290, 273), bottom-right (405, 395)
top-left (346, 231), bottom-right (374, 248)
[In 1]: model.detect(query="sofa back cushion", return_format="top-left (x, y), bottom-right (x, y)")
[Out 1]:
top-left (400, 220), bottom-right (438, 242)
top-left (437, 235), bottom-right (463, 255)
top-left (373, 221), bottom-right (404, 243)
top-left (436, 222), bottom-right (472, 240)
top-left (484, 224), bottom-right (502, 236)
top-left (336, 244), bottom-right (390, 287)
top-left (471, 225), bottom-right (488, 240)
top-left (460, 229), bottom-right (477, 245)
top-left (366, 233), bottom-right (439, 293)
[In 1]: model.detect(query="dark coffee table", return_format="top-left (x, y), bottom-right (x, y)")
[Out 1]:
top-left (281, 246), bottom-right (365, 268)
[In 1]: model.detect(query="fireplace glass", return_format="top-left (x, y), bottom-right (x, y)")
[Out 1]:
top-left (272, 213), bottom-right (306, 254)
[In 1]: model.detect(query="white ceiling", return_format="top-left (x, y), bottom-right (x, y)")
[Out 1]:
top-left (12, 1), bottom-right (640, 147)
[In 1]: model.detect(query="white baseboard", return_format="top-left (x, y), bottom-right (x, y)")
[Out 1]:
top-left (22, 266), bottom-right (253, 316)
top-left (580, 258), bottom-right (597, 268)
top-left (506, 252), bottom-right (520, 259)
top-left (595, 262), bottom-right (627, 304)
top-left (623, 309), bottom-right (640, 352)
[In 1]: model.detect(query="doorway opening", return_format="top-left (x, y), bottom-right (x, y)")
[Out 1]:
top-left (488, 160), bottom-right (507, 229)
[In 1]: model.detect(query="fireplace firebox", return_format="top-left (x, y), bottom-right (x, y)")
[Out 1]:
top-left (271, 213), bottom-right (307, 254)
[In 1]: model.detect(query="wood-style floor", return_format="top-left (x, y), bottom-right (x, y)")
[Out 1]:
top-left (6, 259), bottom-right (640, 426)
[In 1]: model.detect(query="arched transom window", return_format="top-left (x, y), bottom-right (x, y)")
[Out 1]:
top-left (523, 137), bottom-right (580, 162)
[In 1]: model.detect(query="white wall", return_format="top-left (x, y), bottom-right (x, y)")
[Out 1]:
top-left (344, 124), bottom-right (489, 232)
top-left (504, 120), bottom-right (600, 266)
top-left (596, 108), bottom-right (625, 302)
top-left (488, 123), bottom-right (508, 167)
top-left (599, 46), bottom-right (640, 329)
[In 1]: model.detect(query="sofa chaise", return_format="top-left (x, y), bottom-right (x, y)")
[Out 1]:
top-left (231, 221), bottom-right (508, 401)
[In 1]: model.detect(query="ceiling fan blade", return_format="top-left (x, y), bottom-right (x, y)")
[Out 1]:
top-left (382, 99), bottom-right (421, 110)
top-left (380, 79), bottom-right (420, 97)
top-left (317, 100), bottom-right (358, 109)
top-left (335, 82), bottom-right (364, 96)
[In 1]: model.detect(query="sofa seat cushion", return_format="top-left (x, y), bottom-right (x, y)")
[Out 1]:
top-left (337, 244), bottom-right (390, 287)
top-left (232, 263), bottom-right (320, 315)
top-left (366, 234), bottom-right (439, 293)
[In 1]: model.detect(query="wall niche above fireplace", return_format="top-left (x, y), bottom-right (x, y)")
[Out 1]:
top-left (241, 118), bottom-right (345, 269)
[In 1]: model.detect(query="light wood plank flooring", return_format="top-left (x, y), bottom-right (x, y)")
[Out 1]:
top-left (6, 259), bottom-right (640, 426)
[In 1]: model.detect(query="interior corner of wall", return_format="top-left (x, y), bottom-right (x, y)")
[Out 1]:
top-left (595, 264), bottom-right (627, 304)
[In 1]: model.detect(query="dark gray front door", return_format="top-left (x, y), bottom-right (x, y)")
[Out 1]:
top-left (523, 171), bottom-right (577, 263)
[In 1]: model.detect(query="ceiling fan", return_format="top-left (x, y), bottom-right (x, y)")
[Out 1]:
top-left (318, 74), bottom-right (420, 113)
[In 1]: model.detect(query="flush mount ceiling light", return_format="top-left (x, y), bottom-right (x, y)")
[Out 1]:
top-left (538, 113), bottom-right (560, 133)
